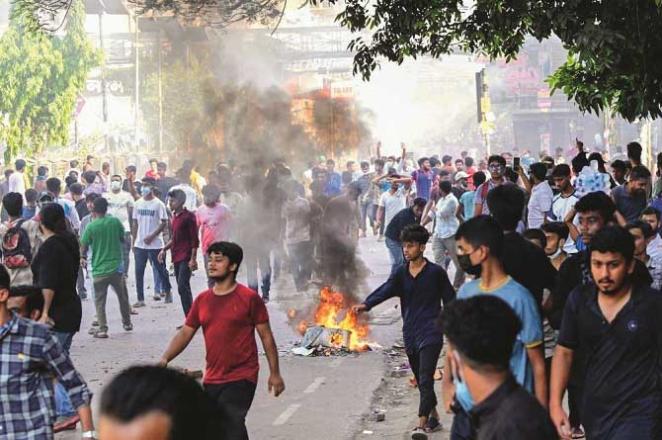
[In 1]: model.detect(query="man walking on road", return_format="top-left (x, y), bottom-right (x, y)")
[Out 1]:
top-left (383, 198), bottom-right (426, 274)
top-left (355, 224), bottom-right (455, 439)
top-left (132, 177), bottom-right (171, 307)
top-left (81, 197), bottom-right (133, 338)
top-left (159, 189), bottom-right (199, 316)
top-left (105, 175), bottom-right (134, 277)
top-left (160, 241), bottom-right (285, 440)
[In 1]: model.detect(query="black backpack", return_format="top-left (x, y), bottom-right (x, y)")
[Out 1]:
top-left (2, 220), bottom-right (32, 269)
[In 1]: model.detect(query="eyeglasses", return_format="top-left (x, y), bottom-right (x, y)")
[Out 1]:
top-left (488, 163), bottom-right (504, 170)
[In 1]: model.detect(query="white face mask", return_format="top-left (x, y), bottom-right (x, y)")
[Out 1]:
top-left (547, 240), bottom-right (565, 259)
top-left (110, 181), bottom-right (121, 192)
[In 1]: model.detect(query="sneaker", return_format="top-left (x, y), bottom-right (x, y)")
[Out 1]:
top-left (411, 427), bottom-right (428, 440)
top-left (572, 428), bottom-right (586, 439)
top-left (88, 327), bottom-right (97, 335)
top-left (164, 292), bottom-right (173, 304)
top-left (262, 296), bottom-right (270, 304)
top-left (93, 330), bottom-right (108, 339)
top-left (153, 295), bottom-right (161, 301)
top-left (123, 323), bottom-right (133, 331)
top-left (92, 320), bottom-right (99, 327)
top-left (133, 301), bottom-right (146, 308)
top-left (54, 414), bottom-right (80, 432)
top-left (425, 416), bottom-right (442, 433)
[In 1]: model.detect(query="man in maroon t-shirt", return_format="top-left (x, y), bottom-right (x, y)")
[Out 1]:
top-left (159, 241), bottom-right (285, 440)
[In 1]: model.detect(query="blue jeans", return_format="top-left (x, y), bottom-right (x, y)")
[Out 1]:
top-left (385, 237), bottom-right (404, 274)
top-left (134, 247), bottom-right (171, 302)
top-left (174, 260), bottom-right (193, 316)
top-left (53, 331), bottom-right (76, 418)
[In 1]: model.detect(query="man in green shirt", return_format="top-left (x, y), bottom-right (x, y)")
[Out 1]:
top-left (81, 197), bottom-right (133, 338)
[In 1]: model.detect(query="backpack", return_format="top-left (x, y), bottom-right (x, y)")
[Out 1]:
top-left (2, 220), bottom-right (32, 269)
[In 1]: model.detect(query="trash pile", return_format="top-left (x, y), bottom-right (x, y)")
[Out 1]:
top-left (292, 325), bottom-right (368, 357)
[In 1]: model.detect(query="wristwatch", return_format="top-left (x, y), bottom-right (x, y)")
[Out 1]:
top-left (82, 431), bottom-right (97, 439)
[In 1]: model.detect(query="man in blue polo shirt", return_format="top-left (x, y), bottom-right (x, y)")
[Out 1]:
top-left (354, 224), bottom-right (455, 439)
top-left (550, 225), bottom-right (662, 440)
top-left (444, 215), bottom-right (546, 439)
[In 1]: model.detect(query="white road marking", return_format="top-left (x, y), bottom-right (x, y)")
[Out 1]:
top-left (273, 404), bottom-right (301, 426)
top-left (330, 358), bottom-right (344, 368)
top-left (304, 376), bottom-right (325, 394)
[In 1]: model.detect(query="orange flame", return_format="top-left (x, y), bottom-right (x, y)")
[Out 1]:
top-left (298, 286), bottom-right (370, 351)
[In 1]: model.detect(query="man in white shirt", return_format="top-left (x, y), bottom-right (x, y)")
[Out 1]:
top-left (104, 174), bottom-right (135, 277)
top-left (8, 159), bottom-right (26, 200)
top-left (422, 180), bottom-right (464, 289)
top-left (132, 177), bottom-right (171, 307)
top-left (642, 207), bottom-right (662, 260)
top-left (524, 163), bottom-right (553, 229)
top-left (376, 181), bottom-right (406, 231)
top-left (547, 164), bottom-right (579, 254)
top-left (45, 177), bottom-right (81, 232)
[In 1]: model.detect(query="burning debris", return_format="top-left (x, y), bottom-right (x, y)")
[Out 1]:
top-left (290, 287), bottom-right (372, 356)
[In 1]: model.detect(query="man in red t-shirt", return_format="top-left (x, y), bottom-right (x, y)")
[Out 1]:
top-left (159, 241), bottom-right (285, 440)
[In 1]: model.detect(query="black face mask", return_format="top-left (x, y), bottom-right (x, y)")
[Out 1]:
top-left (458, 254), bottom-right (481, 276)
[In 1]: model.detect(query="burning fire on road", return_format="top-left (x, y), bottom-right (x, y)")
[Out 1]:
top-left (290, 287), bottom-right (372, 354)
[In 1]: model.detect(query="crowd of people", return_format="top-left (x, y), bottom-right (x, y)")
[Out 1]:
top-left (1, 138), bottom-right (662, 440)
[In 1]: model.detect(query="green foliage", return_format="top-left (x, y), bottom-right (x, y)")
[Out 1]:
top-left (0, 0), bottom-right (101, 162)
top-left (316, 0), bottom-right (662, 121)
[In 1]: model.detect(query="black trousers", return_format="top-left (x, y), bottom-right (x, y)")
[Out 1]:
top-left (174, 260), bottom-right (193, 316)
top-left (407, 343), bottom-right (443, 417)
top-left (205, 380), bottom-right (257, 440)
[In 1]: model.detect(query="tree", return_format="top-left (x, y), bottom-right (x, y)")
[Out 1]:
top-left (316, 0), bottom-right (662, 122)
top-left (0, 0), bottom-right (101, 161)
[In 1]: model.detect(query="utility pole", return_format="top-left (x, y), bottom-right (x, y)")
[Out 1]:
top-left (98, 11), bottom-right (108, 150)
top-left (157, 30), bottom-right (163, 154)
top-left (476, 68), bottom-right (492, 156)
top-left (134, 15), bottom-right (140, 147)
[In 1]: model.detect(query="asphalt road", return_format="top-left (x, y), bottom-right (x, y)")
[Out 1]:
top-left (56, 234), bottom-right (406, 440)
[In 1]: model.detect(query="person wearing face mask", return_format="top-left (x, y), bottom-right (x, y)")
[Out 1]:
top-left (354, 224), bottom-right (455, 439)
top-left (541, 222), bottom-right (569, 270)
top-left (441, 295), bottom-right (557, 440)
top-left (611, 165), bottom-right (651, 224)
top-left (104, 175), bottom-right (135, 278)
top-left (551, 226), bottom-right (662, 440)
top-left (132, 177), bottom-right (171, 307)
top-left (473, 155), bottom-right (510, 217)
top-left (446, 215), bottom-right (546, 440)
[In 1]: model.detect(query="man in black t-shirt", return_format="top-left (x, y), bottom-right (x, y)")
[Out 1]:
top-left (383, 198), bottom-right (426, 274)
top-left (551, 226), bottom-right (662, 439)
top-left (571, 139), bottom-right (589, 176)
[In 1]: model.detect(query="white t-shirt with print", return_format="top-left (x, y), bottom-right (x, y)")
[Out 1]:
top-left (133, 197), bottom-right (168, 249)
top-left (379, 189), bottom-right (406, 227)
top-left (104, 191), bottom-right (134, 230)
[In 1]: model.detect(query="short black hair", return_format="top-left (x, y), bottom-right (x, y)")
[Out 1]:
top-left (202, 184), bottom-right (221, 199)
top-left (464, 157), bottom-right (474, 167)
top-left (574, 192), bottom-right (616, 223)
top-left (455, 215), bottom-right (504, 258)
top-left (487, 155), bottom-right (506, 167)
top-left (168, 188), bottom-right (187, 204)
top-left (85, 192), bottom-right (101, 203)
top-left (82, 171), bottom-right (97, 184)
top-left (40, 203), bottom-right (67, 233)
top-left (439, 180), bottom-right (452, 195)
top-left (93, 197), bottom-right (109, 215)
top-left (429, 157), bottom-right (440, 168)
top-left (126, 165), bottom-right (137, 173)
top-left (541, 222), bottom-right (570, 240)
top-left (486, 184), bottom-right (525, 231)
top-left (629, 165), bottom-right (651, 181)
top-left (9, 285), bottom-right (43, 314)
top-left (14, 159), bottom-right (26, 171)
top-left (0, 265), bottom-right (9, 290)
top-left (374, 159), bottom-right (385, 168)
top-left (400, 224), bottom-right (430, 244)
top-left (149, 158), bottom-right (158, 164)
top-left (590, 225), bottom-right (635, 263)
top-left (551, 164), bottom-right (571, 178)
top-left (442, 155), bottom-right (452, 164)
top-left (412, 197), bottom-right (427, 209)
top-left (207, 241), bottom-right (244, 276)
top-left (100, 366), bottom-right (217, 440)
top-left (627, 141), bottom-right (643, 161)
top-left (46, 177), bottom-right (61, 194)
top-left (418, 157), bottom-right (430, 167)
top-left (2, 192), bottom-right (23, 217)
top-left (523, 228), bottom-right (547, 248)
top-left (642, 207), bottom-right (661, 221)
top-left (626, 220), bottom-right (655, 239)
top-left (440, 295), bottom-right (521, 372)
top-left (25, 188), bottom-right (38, 204)
top-left (142, 176), bottom-right (157, 186)
top-left (37, 165), bottom-right (48, 177)
top-left (69, 183), bottom-right (84, 196)
top-left (472, 171), bottom-right (487, 188)
top-left (529, 163), bottom-right (547, 181)
top-left (70, 160), bottom-right (79, 168)
top-left (611, 159), bottom-right (627, 172)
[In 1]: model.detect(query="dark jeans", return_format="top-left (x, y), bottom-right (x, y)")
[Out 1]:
top-left (174, 260), bottom-right (193, 316)
top-left (134, 247), bottom-right (171, 302)
top-left (287, 241), bottom-right (313, 291)
top-left (205, 380), bottom-right (257, 440)
top-left (245, 250), bottom-right (271, 300)
top-left (359, 201), bottom-right (376, 232)
top-left (450, 407), bottom-right (474, 440)
top-left (385, 237), bottom-right (404, 275)
top-left (121, 231), bottom-right (131, 276)
top-left (407, 343), bottom-right (443, 417)
top-left (53, 331), bottom-right (75, 418)
top-left (568, 383), bottom-right (583, 429)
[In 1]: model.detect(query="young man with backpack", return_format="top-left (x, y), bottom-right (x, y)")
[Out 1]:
top-left (0, 192), bottom-right (42, 285)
